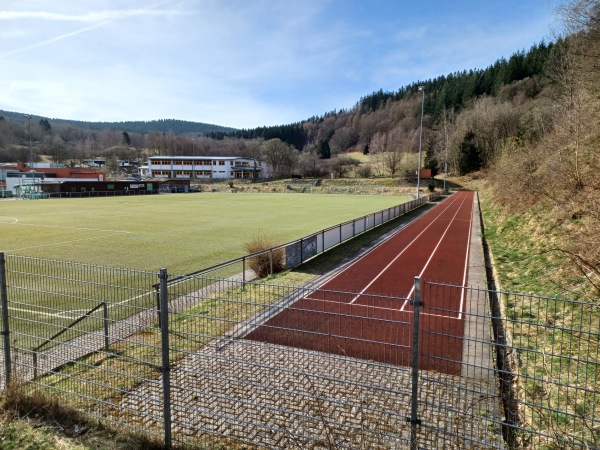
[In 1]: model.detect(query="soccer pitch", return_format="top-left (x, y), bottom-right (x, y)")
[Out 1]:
top-left (1, 192), bottom-right (411, 274)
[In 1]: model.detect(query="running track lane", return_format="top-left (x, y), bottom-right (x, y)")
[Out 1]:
top-left (246, 191), bottom-right (474, 375)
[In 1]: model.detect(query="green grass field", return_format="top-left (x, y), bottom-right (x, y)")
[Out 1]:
top-left (1, 192), bottom-right (411, 274)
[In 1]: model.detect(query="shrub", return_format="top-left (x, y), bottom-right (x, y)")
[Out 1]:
top-left (428, 182), bottom-right (435, 192)
top-left (356, 165), bottom-right (373, 178)
top-left (245, 233), bottom-right (285, 278)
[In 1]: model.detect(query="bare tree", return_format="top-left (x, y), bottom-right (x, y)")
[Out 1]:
top-left (380, 150), bottom-right (405, 177)
top-left (260, 138), bottom-right (299, 178)
top-left (329, 155), bottom-right (360, 178)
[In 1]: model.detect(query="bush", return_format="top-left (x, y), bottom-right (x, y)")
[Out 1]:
top-left (245, 233), bottom-right (285, 278)
top-left (356, 165), bottom-right (372, 178)
top-left (428, 182), bottom-right (435, 192)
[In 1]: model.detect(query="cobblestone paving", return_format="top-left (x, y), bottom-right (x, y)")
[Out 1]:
top-left (117, 338), bottom-right (503, 449)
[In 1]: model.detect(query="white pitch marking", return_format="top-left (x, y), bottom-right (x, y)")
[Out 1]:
top-left (8, 289), bottom-right (156, 319)
top-left (8, 233), bottom-right (131, 251)
top-left (8, 306), bottom-right (85, 319)
top-left (0, 216), bottom-right (19, 224)
top-left (5, 222), bottom-right (131, 233)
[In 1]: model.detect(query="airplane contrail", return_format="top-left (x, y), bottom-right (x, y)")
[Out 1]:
top-left (0, 7), bottom-right (185, 59)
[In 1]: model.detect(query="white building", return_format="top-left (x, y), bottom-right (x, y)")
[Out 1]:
top-left (141, 156), bottom-right (268, 180)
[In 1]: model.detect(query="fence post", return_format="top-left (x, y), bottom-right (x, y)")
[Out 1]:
top-left (32, 352), bottom-right (37, 379)
top-left (102, 302), bottom-right (109, 351)
top-left (155, 285), bottom-right (162, 329)
top-left (0, 252), bottom-right (11, 385)
top-left (407, 276), bottom-right (422, 450)
top-left (242, 256), bottom-right (246, 285)
top-left (158, 268), bottom-right (172, 449)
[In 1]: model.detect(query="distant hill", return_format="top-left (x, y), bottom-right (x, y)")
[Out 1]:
top-left (0, 110), bottom-right (237, 135)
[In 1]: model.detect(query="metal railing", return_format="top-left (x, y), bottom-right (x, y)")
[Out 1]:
top-left (1, 256), bottom-right (598, 449)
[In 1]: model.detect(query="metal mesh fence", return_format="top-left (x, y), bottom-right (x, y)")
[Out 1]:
top-left (0, 255), bottom-right (598, 449)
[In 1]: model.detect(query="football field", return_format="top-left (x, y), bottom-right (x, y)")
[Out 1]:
top-left (1, 192), bottom-right (411, 274)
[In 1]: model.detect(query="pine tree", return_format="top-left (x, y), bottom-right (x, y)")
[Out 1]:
top-left (122, 131), bottom-right (131, 147)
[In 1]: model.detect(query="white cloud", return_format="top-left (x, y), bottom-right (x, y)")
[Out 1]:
top-left (0, 9), bottom-right (180, 22)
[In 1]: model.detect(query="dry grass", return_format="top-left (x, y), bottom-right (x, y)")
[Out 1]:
top-left (245, 232), bottom-right (285, 278)
top-left (0, 382), bottom-right (170, 450)
top-left (474, 178), bottom-right (600, 449)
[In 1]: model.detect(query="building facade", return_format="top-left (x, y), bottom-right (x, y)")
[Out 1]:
top-left (140, 156), bottom-right (267, 180)
top-left (0, 163), bottom-right (104, 193)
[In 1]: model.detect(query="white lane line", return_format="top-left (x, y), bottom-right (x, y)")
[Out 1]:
top-left (317, 198), bottom-right (448, 281)
top-left (400, 192), bottom-right (470, 310)
top-left (347, 194), bottom-right (465, 305)
top-left (457, 193), bottom-right (474, 319)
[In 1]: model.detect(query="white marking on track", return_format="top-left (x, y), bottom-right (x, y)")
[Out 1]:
top-left (457, 194), bottom-right (474, 319)
top-left (346, 193), bottom-right (464, 305)
top-left (401, 192), bottom-right (469, 311)
top-left (302, 295), bottom-right (461, 320)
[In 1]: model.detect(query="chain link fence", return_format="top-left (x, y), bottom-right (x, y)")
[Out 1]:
top-left (1, 254), bottom-right (598, 449)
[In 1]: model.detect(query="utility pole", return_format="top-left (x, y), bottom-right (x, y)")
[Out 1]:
top-left (416, 87), bottom-right (425, 199)
top-left (444, 113), bottom-right (448, 193)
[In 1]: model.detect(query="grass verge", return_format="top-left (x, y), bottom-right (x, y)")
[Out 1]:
top-left (478, 183), bottom-right (599, 449)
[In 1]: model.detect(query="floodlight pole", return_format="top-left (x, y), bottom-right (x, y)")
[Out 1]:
top-left (444, 118), bottom-right (448, 192)
top-left (416, 87), bottom-right (425, 200)
top-left (24, 115), bottom-right (33, 168)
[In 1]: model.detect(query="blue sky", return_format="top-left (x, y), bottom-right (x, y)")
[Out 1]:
top-left (0, 1), bottom-right (560, 129)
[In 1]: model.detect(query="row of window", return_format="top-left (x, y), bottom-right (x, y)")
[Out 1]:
top-left (153, 170), bottom-right (222, 177)
top-left (152, 159), bottom-right (229, 166)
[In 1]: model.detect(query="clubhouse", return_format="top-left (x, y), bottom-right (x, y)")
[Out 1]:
top-left (139, 156), bottom-right (267, 180)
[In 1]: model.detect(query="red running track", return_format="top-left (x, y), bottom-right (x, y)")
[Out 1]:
top-left (246, 190), bottom-right (474, 375)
